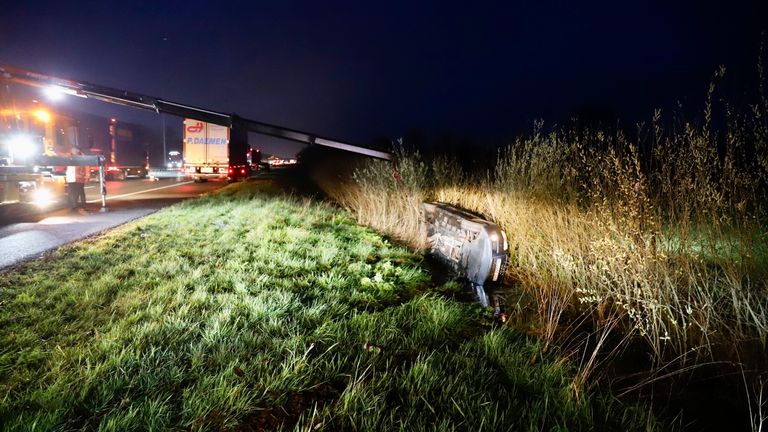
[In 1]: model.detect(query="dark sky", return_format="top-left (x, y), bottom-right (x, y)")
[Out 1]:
top-left (1, 0), bottom-right (767, 157)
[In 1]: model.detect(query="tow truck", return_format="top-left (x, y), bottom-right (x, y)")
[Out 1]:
top-left (0, 106), bottom-right (68, 209)
top-left (0, 64), bottom-right (390, 167)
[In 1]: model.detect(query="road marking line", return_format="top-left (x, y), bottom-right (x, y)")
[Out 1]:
top-left (86, 181), bottom-right (195, 203)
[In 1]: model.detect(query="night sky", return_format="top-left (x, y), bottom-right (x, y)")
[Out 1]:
top-left (1, 0), bottom-right (767, 158)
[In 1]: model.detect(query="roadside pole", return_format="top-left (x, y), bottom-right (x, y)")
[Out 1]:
top-left (162, 113), bottom-right (167, 169)
top-left (98, 155), bottom-right (107, 212)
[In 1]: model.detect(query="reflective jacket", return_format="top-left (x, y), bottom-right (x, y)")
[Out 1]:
top-left (66, 165), bottom-right (88, 183)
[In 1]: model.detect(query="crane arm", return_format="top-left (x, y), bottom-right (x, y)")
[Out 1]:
top-left (0, 63), bottom-right (391, 160)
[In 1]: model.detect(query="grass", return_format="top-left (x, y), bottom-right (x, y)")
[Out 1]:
top-left (318, 67), bottom-right (768, 373)
top-left (0, 180), bottom-right (658, 430)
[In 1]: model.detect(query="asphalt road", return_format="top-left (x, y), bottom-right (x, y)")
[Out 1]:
top-left (84, 176), bottom-right (223, 209)
top-left (0, 174), bottom-right (226, 269)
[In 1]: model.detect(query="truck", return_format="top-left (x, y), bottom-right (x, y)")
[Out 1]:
top-left (0, 105), bottom-right (111, 213)
top-left (167, 150), bottom-right (182, 169)
top-left (0, 106), bottom-right (70, 209)
top-left (182, 118), bottom-right (256, 182)
top-left (103, 118), bottom-right (148, 180)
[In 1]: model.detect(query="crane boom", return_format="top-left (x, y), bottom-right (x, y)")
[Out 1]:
top-left (0, 64), bottom-right (391, 160)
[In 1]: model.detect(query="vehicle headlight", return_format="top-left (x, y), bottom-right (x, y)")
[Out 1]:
top-left (33, 188), bottom-right (53, 207)
top-left (8, 135), bottom-right (37, 161)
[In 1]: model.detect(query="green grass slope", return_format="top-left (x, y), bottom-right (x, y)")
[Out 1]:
top-left (0, 181), bottom-right (658, 431)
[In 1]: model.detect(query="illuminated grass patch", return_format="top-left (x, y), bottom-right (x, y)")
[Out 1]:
top-left (0, 182), bottom-right (658, 431)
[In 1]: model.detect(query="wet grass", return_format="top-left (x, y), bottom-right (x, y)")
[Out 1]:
top-left (0, 181), bottom-right (659, 431)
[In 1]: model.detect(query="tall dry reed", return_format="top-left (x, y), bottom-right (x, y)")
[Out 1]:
top-left (318, 69), bottom-right (768, 365)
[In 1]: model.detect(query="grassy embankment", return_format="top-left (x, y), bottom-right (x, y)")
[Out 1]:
top-left (0, 181), bottom-right (658, 430)
top-left (319, 70), bottom-right (768, 382)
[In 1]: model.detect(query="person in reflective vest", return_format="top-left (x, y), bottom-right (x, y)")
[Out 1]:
top-left (66, 147), bottom-right (89, 210)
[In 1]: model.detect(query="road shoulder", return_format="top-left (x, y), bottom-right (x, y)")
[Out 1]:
top-left (0, 207), bottom-right (158, 270)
